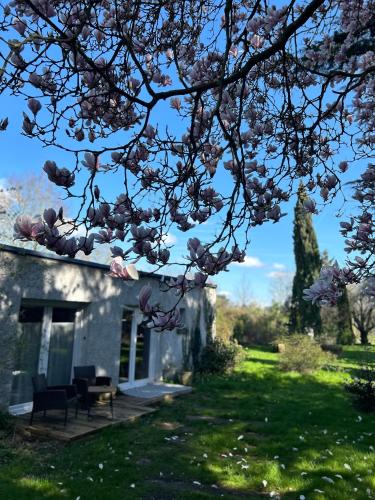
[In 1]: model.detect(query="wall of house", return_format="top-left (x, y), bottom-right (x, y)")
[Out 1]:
top-left (0, 246), bottom-right (216, 412)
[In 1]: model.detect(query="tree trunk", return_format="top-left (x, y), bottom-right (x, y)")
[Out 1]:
top-left (359, 327), bottom-right (368, 345)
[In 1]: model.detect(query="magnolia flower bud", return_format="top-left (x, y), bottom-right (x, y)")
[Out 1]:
top-left (28, 98), bottom-right (42, 115)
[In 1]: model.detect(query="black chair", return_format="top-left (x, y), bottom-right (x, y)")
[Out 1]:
top-left (30, 374), bottom-right (78, 426)
top-left (73, 365), bottom-right (112, 413)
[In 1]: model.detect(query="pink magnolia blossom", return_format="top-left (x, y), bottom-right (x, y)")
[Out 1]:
top-left (250, 34), bottom-right (264, 49)
top-left (109, 257), bottom-right (139, 281)
top-left (149, 309), bottom-right (182, 332)
top-left (43, 160), bottom-right (75, 188)
top-left (43, 208), bottom-right (58, 228)
top-left (27, 98), bottom-right (41, 115)
top-left (14, 215), bottom-right (38, 240)
top-left (138, 284), bottom-right (153, 313)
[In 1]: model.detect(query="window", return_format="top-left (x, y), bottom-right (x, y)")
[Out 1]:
top-left (18, 306), bottom-right (44, 323)
top-left (52, 307), bottom-right (76, 323)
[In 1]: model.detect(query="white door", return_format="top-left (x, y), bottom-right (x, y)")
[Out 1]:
top-left (118, 309), bottom-right (151, 390)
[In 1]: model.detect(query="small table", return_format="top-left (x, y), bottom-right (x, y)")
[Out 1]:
top-left (87, 385), bottom-right (116, 419)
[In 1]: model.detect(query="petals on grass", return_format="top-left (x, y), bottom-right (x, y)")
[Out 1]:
top-left (322, 476), bottom-right (335, 484)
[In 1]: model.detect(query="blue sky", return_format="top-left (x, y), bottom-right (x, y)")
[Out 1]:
top-left (0, 86), bottom-right (361, 305)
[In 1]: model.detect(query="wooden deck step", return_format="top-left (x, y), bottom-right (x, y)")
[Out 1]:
top-left (16, 395), bottom-right (156, 442)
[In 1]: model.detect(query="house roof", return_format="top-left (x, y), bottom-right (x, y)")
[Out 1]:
top-left (0, 243), bottom-right (217, 288)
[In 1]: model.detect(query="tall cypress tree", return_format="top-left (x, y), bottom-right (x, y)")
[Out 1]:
top-left (336, 287), bottom-right (355, 344)
top-left (289, 184), bottom-right (322, 335)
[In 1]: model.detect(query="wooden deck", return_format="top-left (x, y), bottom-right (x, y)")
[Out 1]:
top-left (16, 395), bottom-right (156, 442)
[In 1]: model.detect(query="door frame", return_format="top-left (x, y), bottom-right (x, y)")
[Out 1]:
top-left (117, 309), bottom-right (152, 391)
top-left (9, 305), bottom-right (77, 415)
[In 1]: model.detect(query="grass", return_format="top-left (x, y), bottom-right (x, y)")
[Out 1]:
top-left (1, 346), bottom-right (375, 499)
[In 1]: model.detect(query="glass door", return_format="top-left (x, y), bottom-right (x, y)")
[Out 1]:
top-left (134, 324), bottom-right (151, 382)
top-left (118, 309), bottom-right (151, 389)
top-left (10, 304), bottom-right (77, 414)
top-left (10, 306), bottom-right (44, 407)
top-left (119, 310), bottom-right (132, 383)
top-left (47, 308), bottom-right (76, 386)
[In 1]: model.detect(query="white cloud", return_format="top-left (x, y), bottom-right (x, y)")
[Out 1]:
top-left (162, 232), bottom-right (177, 245)
top-left (218, 290), bottom-right (232, 298)
top-left (267, 271), bottom-right (293, 279)
top-left (273, 263), bottom-right (286, 270)
top-left (233, 255), bottom-right (264, 268)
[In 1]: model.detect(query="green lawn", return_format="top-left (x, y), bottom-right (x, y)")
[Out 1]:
top-left (1, 346), bottom-right (374, 499)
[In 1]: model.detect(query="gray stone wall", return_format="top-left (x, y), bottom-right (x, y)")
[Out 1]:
top-left (0, 246), bottom-right (216, 412)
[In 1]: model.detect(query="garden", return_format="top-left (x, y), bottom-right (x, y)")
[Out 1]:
top-left (1, 345), bottom-right (374, 500)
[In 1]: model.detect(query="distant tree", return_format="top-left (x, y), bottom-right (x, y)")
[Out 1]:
top-left (290, 184), bottom-right (322, 335)
top-left (269, 272), bottom-right (293, 306)
top-left (0, 173), bottom-right (67, 250)
top-left (349, 286), bottom-right (375, 345)
top-left (215, 294), bottom-right (239, 343)
top-left (336, 287), bottom-right (355, 345)
top-left (237, 276), bottom-right (253, 307)
top-left (0, 174), bottom-right (109, 263)
top-left (234, 302), bottom-right (289, 345)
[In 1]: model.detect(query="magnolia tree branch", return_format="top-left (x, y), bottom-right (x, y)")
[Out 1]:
top-left (0, 0), bottom-right (374, 329)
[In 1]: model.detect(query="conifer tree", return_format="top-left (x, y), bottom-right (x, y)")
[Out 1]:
top-left (336, 287), bottom-right (355, 345)
top-left (290, 184), bottom-right (322, 335)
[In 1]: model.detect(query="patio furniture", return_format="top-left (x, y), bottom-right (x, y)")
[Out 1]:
top-left (30, 374), bottom-right (78, 426)
top-left (73, 365), bottom-right (112, 416)
top-left (87, 385), bottom-right (116, 419)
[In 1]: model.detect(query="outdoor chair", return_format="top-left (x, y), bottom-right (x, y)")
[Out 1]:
top-left (73, 365), bottom-right (112, 413)
top-left (30, 374), bottom-right (78, 426)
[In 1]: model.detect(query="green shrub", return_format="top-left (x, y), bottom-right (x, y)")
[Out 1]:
top-left (279, 335), bottom-right (333, 373)
top-left (198, 338), bottom-right (244, 375)
top-left (345, 365), bottom-right (375, 412)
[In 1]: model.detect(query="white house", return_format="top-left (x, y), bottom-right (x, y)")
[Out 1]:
top-left (0, 244), bottom-right (216, 414)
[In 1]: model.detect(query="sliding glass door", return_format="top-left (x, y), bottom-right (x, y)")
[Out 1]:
top-left (10, 304), bottom-right (77, 412)
top-left (10, 306), bottom-right (44, 406)
top-left (47, 308), bottom-right (76, 386)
